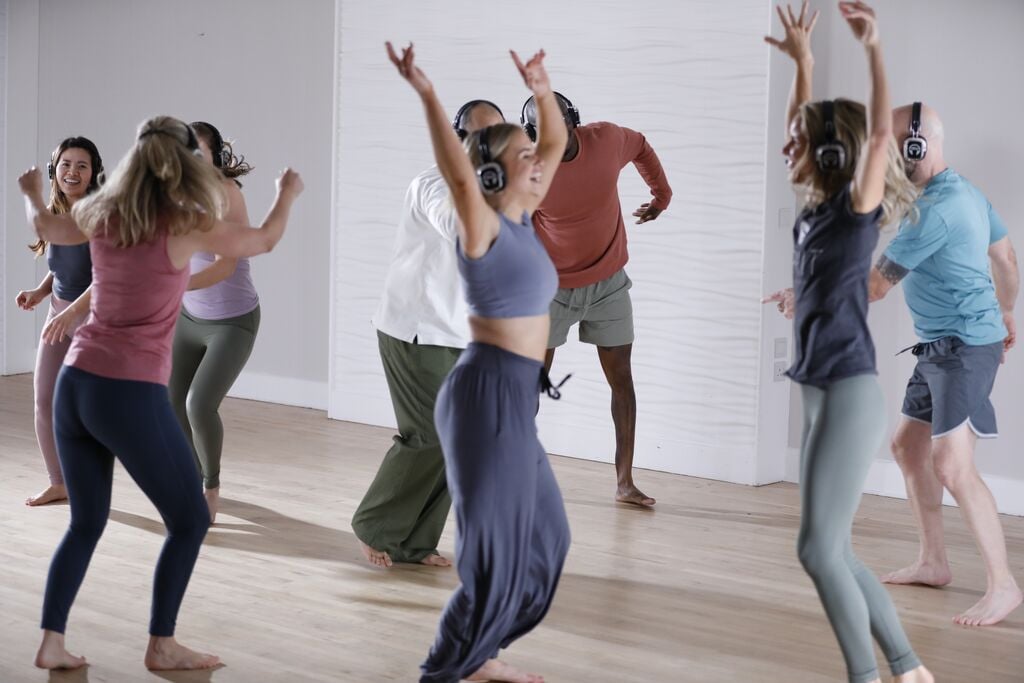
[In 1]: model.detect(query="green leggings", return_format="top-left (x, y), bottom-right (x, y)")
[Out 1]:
top-left (169, 307), bottom-right (260, 490)
top-left (798, 374), bottom-right (921, 683)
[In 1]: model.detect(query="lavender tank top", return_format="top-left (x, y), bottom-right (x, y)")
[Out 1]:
top-left (182, 252), bottom-right (259, 320)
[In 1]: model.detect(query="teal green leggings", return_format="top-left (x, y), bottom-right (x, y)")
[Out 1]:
top-left (169, 307), bottom-right (260, 489)
top-left (798, 375), bottom-right (921, 683)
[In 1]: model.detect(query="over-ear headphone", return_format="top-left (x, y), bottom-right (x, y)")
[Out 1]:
top-left (520, 91), bottom-right (580, 142)
top-left (814, 100), bottom-right (847, 172)
top-left (47, 136), bottom-right (105, 188)
top-left (191, 121), bottom-right (232, 167)
top-left (902, 101), bottom-right (928, 162)
top-left (138, 121), bottom-right (200, 153)
top-left (475, 126), bottom-right (506, 195)
top-left (452, 100), bottom-right (505, 141)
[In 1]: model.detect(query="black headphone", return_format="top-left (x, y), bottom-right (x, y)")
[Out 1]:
top-left (191, 121), bottom-right (232, 168)
top-left (475, 126), bottom-right (506, 195)
top-left (520, 91), bottom-right (580, 142)
top-left (138, 121), bottom-right (200, 153)
top-left (814, 100), bottom-right (847, 172)
top-left (47, 136), bottom-right (105, 189)
top-left (452, 100), bottom-right (505, 141)
top-left (902, 101), bottom-right (928, 162)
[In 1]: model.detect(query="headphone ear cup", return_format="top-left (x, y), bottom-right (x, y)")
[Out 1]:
top-left (902, 136), bottom-right (927, 162)
top-left (523, 122), bottom-right (537, 142)
top-left (47, 162), bottom-right (55, 180)
top-left (219, 147), bottom-right (231, 168)
top-left (815, 144), bottom-right (847, 172)
top-left (477, 162), bottom-right (506, 194)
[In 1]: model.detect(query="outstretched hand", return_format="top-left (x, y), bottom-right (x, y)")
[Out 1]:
top-left (839, 1), bottom-right (880, 47)
top-left (18, 167), bottom-right (44, 198)
top-left (386, 41), bottom-right (434, 95)
top-left (764, 1), bottom-right (819, 63)
top-left (510, 49), bottom-right (551, 98)
top-left (762, 288), bottom-right (796, 320)
top-left (276, 168), bottom-right (304, 200)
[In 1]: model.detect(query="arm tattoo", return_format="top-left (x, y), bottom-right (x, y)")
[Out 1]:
top-left (875, 255), bottom-right (910, 285)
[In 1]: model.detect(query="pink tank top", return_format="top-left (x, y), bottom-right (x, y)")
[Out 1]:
top-left (65, 219), bottom-right (190, 385)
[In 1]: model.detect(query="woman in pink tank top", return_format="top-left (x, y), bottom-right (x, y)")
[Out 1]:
top-left (17, 116), bottom-right (303, 673)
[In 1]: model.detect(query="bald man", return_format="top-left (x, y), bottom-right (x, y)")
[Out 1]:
top-left (353, 100), bottom-right (506, 569)
top-left (868, 102), bottom-right (1021, 626)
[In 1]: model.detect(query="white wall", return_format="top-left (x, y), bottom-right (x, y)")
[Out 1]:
top-left (1, 0), bottom-right (333, 409)
top-left (778, 0), bottom-right (1024, 515)
top-left (330, 0), bottom-right (790, 484)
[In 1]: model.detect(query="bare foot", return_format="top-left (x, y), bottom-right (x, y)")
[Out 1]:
top-left (34, 630), bottom-right (87, 670)
top-left (894, 664), bottom-right (935, 682)
top-left (953, 582), bottom-right (1023, 626)
top-left (358, 539), bottom-right (393, 568)
top-left (615, 484), bottom-right (655, 508)
top-left (421, 553), bottom-right (452, 568)
top-left (205, 487), bottom-right (220, 524)
top-left (144, 636), bottom-right (220, 671)
top-left (26, 484), bottom-right (68, 506)
top-left (880, 561), bottom-right (952, 587)
top-left (467, 658), bottom-right (543, 683)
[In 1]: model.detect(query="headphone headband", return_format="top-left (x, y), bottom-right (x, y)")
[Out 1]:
top-left (520, 91), bottom-right (580, 142)
top-left (453, 99), bottom-right (505, 141)
top-left (139, 123), bottom-right (199, 152)
top-left (902, 101), bottom-right (928, 162)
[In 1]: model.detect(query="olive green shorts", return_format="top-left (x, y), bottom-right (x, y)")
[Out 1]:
top-left (548, 269), bottom-right (634, 349)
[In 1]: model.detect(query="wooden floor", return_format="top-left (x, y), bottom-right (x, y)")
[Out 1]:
top-left (1, 374), bottom-right (1021, 682)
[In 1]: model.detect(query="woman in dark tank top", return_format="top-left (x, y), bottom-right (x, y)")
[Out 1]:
top-left (763, 3), bottom-right (931, 683)
top-left (387, 41), bottom-right (570, 683)
top-left (16, 136), bottom-right (104, 507)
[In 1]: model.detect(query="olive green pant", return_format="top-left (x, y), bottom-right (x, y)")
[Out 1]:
top-left (169, 307), bottom-right (260, 490)
top-left (351, 331), bottom-right (461, 563)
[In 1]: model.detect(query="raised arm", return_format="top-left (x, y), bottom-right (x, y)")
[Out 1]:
top-left (18, 168), bottom-right (88, 246)
top-left (177, 168), bottom-right (303, 265)
top-left (386, 41), bottom-right (497, 255)
top-left (990, 235), bottom-right (1020, 351)
top-left (511, 50), bottom-right (566, 215)
top-left (841, 1), bottom-right (891, 214)
top-left (766, 2), bottom-right (819, 136)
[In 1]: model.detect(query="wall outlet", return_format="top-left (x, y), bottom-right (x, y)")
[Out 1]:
top-left (773, 361), bottom-right (788, 382)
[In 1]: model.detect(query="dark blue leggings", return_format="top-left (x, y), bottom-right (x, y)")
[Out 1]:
top-left (42, 365), bottom-right (210, 637)
top-left (420, 343), bottom-right (571, 683)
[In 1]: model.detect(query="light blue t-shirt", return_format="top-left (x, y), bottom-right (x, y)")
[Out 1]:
top-left (883, 168), bottom-right (1008, 346)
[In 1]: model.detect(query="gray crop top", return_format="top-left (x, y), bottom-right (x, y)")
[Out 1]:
top-left (457, 211), bottom-right (558, 318)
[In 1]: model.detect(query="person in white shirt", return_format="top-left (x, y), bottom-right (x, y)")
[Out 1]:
top-left (352, 99), bottom-right (505, 568)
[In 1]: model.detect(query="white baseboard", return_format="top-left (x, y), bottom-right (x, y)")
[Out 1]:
top-left (786, 447), bottom-right (1024, 517)
top-left (228, 371), bottom-right (328, 411)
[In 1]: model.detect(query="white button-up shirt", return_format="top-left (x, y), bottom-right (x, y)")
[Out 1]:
top-left (372, 165), bottom-right (470, 348)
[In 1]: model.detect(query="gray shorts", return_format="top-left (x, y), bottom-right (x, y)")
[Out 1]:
top-left (548, 269), bottom-right (634, 349)
top-left (901, 336), bottom-right (1003, 439)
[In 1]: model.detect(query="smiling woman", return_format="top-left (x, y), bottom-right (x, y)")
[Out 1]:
top-left (16, 136), bottom-right (104, 508)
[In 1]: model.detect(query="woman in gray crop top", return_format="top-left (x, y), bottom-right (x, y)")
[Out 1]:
top-left (15, 136), bottom-right (104, 507)
top-left (388, 42), bottom-right (570, 683)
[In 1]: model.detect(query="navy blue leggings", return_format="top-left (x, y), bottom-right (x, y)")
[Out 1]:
top-left (420, 343), bottom-right (571, 683)
top-left (42, 365), bottom-right (209, 637)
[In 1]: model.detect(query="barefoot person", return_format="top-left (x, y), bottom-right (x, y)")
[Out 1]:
top-left (19, 116), bottom-right (302, 671)
top-left (16, 137), bottom-right (104, 506)
top-left (764, 3), bottom-right (932, 682)
top-left (867, 101), bottom-right (1022, 626)
top-left (169, 121), bottom-right (262, 523)
top-left (387, 42), bottom-right (570, 683)
top-left (520, 88), bottom-right (672, 508)
top-left (352, 99), bottom-right (505, 569)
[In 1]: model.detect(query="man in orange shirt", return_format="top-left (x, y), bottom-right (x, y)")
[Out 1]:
top-left (522, 93), bottom-right (672, 507)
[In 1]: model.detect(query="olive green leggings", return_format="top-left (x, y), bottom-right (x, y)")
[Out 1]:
top-left (169, 307), bottom-right (260, 490)
top-left (798, 374), bottom-right (921, 683)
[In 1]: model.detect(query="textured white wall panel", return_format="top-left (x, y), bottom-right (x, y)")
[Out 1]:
top-left (331, 0), bottom-right (773, 483)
